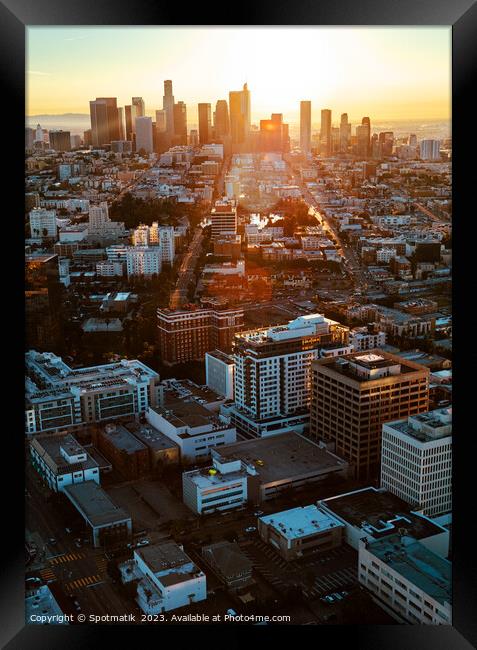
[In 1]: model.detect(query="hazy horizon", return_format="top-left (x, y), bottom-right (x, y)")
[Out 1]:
top-left (27, 27), bottom-right (451, 123)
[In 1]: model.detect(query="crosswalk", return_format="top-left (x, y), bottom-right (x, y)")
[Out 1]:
top-left (39, 567), bottom-right (56, 582)
top-left (49, 553), bottom-right (85, 566)
top-left (64, 574), bottom-right (103, 593)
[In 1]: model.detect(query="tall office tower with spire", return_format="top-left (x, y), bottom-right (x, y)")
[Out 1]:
top-left (229, 83), bottom-right (251, 148)
top-left (339, 113), bottom-right (351, 152)
top-left (214, 100), bottom-right (230, 139)
top-left (132, 97), bottom-right (145, 118)
top-left (173, 101), bottom-right (188, 145)
top-left (163, 80), bottom-right (175, 142)
top-left (125, 104), bottom-right (137, 140)
top-left (320, 109), bottom-right (332, 157)
top-left (300, 101), bottom-right (312, 154)
top-left (198, 103), bottom-right (212, 145)
top-left (89, 97), bottom-right (120, 147)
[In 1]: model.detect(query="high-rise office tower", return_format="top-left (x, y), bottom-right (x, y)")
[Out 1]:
top-left (300, 100), bottom-right (312, 154)
top-left (49, 130), bottom-right (71, 152)
top-left (117, 107), bottom-right (126, 140)
top-left (419, 140), bottom-right (441, 160)
top-left (125, 104), bottom-right (137, 140)
top-left (163, 80), bottom-right (175, 140)
top-left (189, 130), bottom-right (199, 146)
top-left (231, 314), bottom-right (349, 438)
top-left (25, 253), bottom-right (63, 352)
top-left (229, 83), bottom-right (251, 146)
top-left (132, 97), bottom-right (145, 118)
top-left (215, 100), bottom-right (230, 139)
top-left (198, 103), bottom-right (212, 145)
top-left (310, 350), bottom-right (430, 480)
top-left (89, 98), bottom-right (120, 147)
top-left (356, 116), bottom-right (371, 158)
top-left (380, 407), bottom-right (452, 517)
top-left (155, 109), bottom-right (168, 152)
top-left (135, 116), bottom-right (153, 154)
top-left (320, 109), bottom-right (332, 156)
top-left (173, 101), bottom-right (188, 145)
top-left (339, 113), bottom-right (351, 153)
top-left (259, 113), bottom-right (290, 153)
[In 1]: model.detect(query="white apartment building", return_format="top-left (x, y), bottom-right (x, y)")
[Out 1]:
top-left (88, 202), bottom-right (125, 240)
top-left (349, 327), bottom-right (387, 351)
top-left (119, 542), bottom-right (206, 615)
top-left (96, 260), bottom-right (125, 277)
top-left (132, 224), bottom-right (150, 246)
top-left (29, 208), bottom-right (57, 240)
top-left (376, 248), bottom-right (397, 264)
top-left (358, 535), bottom-right (451, 625)
top-left (126, 247), bottom-right (162, 278)
top-left (182, 454), bottom-right (249, 515)
top-left (231, 314), bottom-right (349, 437)
top-left (132, 224), bottom-right (175, 264)
top-left (146, 402), bottom-right (236, 464)
top-left (381, 408), bottom-right (452, 517)
top-left (30, 433), bottom-right (100, 492)
top-left (205, 350), bottom-right (234, 400)
top-left (420, 140), bottom-right (441, 161)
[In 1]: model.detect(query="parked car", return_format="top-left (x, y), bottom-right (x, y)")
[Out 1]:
top-left (244, 526), bottom-right (257, 533)
top-left (136, 539), bottom-right (150, 548)
top-left (48, 538), bottom-right (57, 546)
top-left (254, 511), bottom-right (264, 516)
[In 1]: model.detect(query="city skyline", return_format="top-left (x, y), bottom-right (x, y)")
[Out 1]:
top-left (27, 27), bottom-right (451, 122)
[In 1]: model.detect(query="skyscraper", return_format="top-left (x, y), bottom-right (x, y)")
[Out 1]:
top-left (117, 107), bottom-right (126, 140)
top-left (89, 98), bottom-right (120, 147)
top-left (357, 116), bottom-right (371, 158)
top-left (163, 80), bottom-right (175, 141)
top-left (173, 101), bottom-right (187, 145)
top-left (259, 113), bottom-right (290, 153)
top-left (310, 350), bottom-right (430, 480)
top-left (215, 100), bottom-right (230, 139)
top-left (132, 97), bottom-right (145, 118)
top-left (135, 116), bottom-right (153, 154)
top-left (49, 130), bottom-right (71, 152)
top-left (125, 104), bottom-right (137, 140)
top-left (320, 109), bottom-right (332, 156)
top-left (198, 103), bottom-right (212, 145)
top-left (300, 101), bottom-right (311, 154)
top-left (229, 83), bottom-right (250, 147)
top-left (339, 113), bottom-right (351, 153)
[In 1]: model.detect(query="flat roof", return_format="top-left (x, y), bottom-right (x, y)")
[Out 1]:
top-left (212, 432), bottom-right (348, 484)
top-left (135, 542), bottom-right (203, 587)
top-left (368, 534), bottom-right (451, 606)
top-left (100, 424), bottom-right (147, 454)
top-left (205, 349), bottom-right (234, 365)
top-left (260, 504), bottom-right (344, 540)
top-left (124, 422), bottom-right (179, 452)
top-left (322, 488), bottom-right (445, 540)
top-left (30, 433), bottom-right (98, 474)
top-left (63, 481), bottom-right (131, 528)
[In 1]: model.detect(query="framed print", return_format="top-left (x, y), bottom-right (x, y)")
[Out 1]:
top-left (2, 0), bottom-right (476, 647)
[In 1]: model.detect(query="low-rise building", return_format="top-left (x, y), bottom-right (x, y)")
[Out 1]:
top-left (96, 422), bottom-right (150, 480)
top-left (26, 584), bottom-right (67, 624)
top-left (124, 421), bottom-right (180, 469)
top-left (258, 504), bottom-right (345, 561)
top-left (119, 542), bottom-right (206, 614)
top-left (201, 541), bottom-right (254, 591)
top-left (30, 433), bottom-right (100, 492)
top-left (63, 481), bottom-right (132, 547)
top-left (358, 534), bottom-right (451, 624)
top-left (182, 455), bottom-right (249, 515)
top-left (319, 487), bottom-right (449, 558)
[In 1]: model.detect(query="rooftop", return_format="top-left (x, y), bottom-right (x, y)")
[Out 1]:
top-left (321, 487), bottom-right (445, 541)
top-left (260, 504), bottom-right (344, 540)
top-left (367, 534), bottom-right (451, 606)
top-left (63, 481), bottom-right (131, 527)
top-left (101, 423), bottom-right (148, 454)
top-left (135, 542), bottom-right (203, 587)
top-left (385, 407), bottom-right (452, 443)
top-left (211, 432), bottom-right (348, 484)
top-left (124, 422), bottom-right (179, 452)
top-left (205, 349), bottom-right (234, 365)
top-left (30, 433), bottom-right (98, 475)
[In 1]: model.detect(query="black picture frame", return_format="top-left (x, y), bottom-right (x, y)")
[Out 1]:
top-left (3, 1), bottom-right (476, 647)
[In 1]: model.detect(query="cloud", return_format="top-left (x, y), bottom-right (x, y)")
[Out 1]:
top-left (28, 70), bottom-right (52, 76)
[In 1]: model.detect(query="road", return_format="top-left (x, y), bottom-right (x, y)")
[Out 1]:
top-left (414, 201), bottom-right (451, 224)
top-left (169, 226), bottom-right (204, 309)
top-left (288, 167), bottom-right (369, 290)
